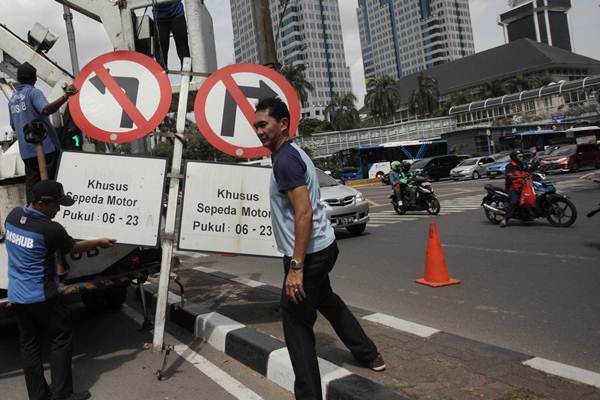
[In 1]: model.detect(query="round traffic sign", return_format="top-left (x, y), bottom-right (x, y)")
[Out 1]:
top-left (70, 51), bottom-right (172, 144)
top-left (194, 63), bottom-right (300, 158)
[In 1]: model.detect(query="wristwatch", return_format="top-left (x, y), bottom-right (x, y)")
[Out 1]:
top-left (290, 259), bottom-right (304, 270)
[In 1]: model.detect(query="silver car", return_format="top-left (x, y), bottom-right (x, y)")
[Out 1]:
top-left (450, 156), bottom-right (495, 180)
top-left (317, 169), bottom-right (369, 235)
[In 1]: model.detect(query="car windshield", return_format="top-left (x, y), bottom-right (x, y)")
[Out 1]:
top-left (410, 158), bottom-right (430, 169)
top-left (547, 145), bottom-right (576, 157)
top-left (458, 159), bottom-right (477, 166)
top-left (316, 169), bottom-right (338, 187)
top-left (495, 155), bottom-right (510, 164)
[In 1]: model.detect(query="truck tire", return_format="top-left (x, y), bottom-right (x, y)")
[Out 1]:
top-left (82, 285), bottom-right (127, 312)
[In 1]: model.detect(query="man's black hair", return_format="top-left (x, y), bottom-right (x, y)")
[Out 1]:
top-left (17, 62), bottom-right (37, 85)
top-left (255, 97), bottom-right (290, 121)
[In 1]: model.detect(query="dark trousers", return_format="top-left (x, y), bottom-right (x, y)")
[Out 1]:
top-left (506, 190), bottom-right (521, 220)
top-left (24, 151), bottom-right (60, 205)
top-left (155, 14), bottom-right (190, 69)
top-left (281, 242), bottom-right (378, 400)
top-left (13, 296), bottom-right (74, 400)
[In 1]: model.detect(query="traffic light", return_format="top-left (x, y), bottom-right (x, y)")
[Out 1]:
top-left (62, 126), bottom-right (84, 151)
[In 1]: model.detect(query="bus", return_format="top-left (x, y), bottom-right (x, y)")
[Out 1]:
top-left (566, 126), bottom-right (600, 144)
top-left (336, 139), bottom-right (449, 181)
top-left (498, 130), bottom-right (573, 152)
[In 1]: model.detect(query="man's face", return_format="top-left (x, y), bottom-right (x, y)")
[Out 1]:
top-left (253, 110), bottom-right (289, 152)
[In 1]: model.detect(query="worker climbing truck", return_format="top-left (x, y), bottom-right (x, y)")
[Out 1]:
top-left (0, 144), bottom-right (161, 317)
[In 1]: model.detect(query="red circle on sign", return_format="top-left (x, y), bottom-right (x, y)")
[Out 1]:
top-left (69, 51), bottom-right (172, 144)
top-left (194, 63), bottom-right (300, 158)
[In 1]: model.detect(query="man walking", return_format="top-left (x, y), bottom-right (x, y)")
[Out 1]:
top-left (5, 180), bottom-right (116, 400)
top-left (254, 98), bottom-right (384, 400)
top-left (8, 63), bottom-right (77, 203)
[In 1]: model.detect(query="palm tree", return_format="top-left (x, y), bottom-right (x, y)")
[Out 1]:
top-left (527, 73), bottom-right (553, 89)
top-left (277, 64), bottom-right (314, 106)
top-left (409, 73), bottom-right (439, 118)
top-left (324, 93), bottom-right (360, 131)
top-left (504, 74), bottom-right (531, 93)
top-left (364, 75), bottom-right (401, 124)
top-left (482, 80), bottom-right (507, 99)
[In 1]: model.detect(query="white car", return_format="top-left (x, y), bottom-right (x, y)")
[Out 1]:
top-left (317, 169), bottom-right (369, 235)
top-left (450, 156), bottom-right (495, 180)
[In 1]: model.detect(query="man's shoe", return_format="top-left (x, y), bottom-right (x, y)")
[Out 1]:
top-left (365, 354), bottom-right (386, 372)
top-left (499, 219), bottom-right (507, 228)
top-left (54, 391), bottom-right (91, 400)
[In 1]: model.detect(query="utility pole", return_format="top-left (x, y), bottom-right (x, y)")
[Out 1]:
top-left (62, 6), bottom-right (80, 75)
top-left (252, 0), bottom-right (279, 67)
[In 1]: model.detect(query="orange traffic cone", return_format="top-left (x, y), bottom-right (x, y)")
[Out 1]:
top-left (416, 223), bottom-right (461, 287)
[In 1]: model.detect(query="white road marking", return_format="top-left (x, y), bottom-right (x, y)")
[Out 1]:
top-left (523, 357), bottom-right (600, 389)
top-left (362, 313), bottom-right (440, 338)
top-left (193, 266), bottom-right (219, 274)
top-left (121, 305), bottom-right (264, 400)
top-left (230, 277), bottom-right (266, 288)
top-left (175, 250), bottom-right (210, 258)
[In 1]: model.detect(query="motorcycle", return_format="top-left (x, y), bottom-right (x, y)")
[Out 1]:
top-left (390, 176), bottom-right (440, 215)
top-left (481, 171), bottom-right (577, 227)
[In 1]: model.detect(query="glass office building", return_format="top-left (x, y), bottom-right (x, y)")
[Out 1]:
top-left (357, 0), bottom-right (475, 80)
top-left (230, 0), bottom-right (353, 119)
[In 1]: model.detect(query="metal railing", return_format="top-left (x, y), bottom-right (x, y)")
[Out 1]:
top-left (295, 117), bottom-right (457, 157)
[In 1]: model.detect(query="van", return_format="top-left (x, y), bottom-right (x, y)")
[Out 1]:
top-left (409, 155), bottom-right (460, 181)
top-left (539, 143), bottom-right (600, 173)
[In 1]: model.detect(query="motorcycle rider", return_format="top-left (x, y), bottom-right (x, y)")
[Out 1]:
top-left (500, 149), bottom-right (527, 227)
top-left (389, 161), bottom-right (403, 205)
top-left (400, 161), bottom-right (417, 206)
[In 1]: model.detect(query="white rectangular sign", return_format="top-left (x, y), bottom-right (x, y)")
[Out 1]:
top-left (178, 162), bottom-right (280, 257)
top-left (55, 151), bottom-right (167, 246)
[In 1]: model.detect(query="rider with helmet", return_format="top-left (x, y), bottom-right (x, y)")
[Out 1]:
top-left (390, 161), bottom-right (415, 206)
top-left (400, 161), bottom-right (417, 206)
top-left (389, 161), bottom-right (403, 205)
top-left (501, 149), bottom-right (527, 227)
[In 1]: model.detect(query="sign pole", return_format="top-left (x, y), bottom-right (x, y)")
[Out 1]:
top-left (152, 57), bottom-right (192, 352)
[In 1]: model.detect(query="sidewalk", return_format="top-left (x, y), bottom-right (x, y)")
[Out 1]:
top-left (149, 256), bottom-right (600, 400)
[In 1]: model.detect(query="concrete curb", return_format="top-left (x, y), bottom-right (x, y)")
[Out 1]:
top-left (171, 264), bottom-right (600, 391)
top-left (138, 284), bottom-right (408, 400)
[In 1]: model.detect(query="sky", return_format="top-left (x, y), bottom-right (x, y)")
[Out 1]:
top-left (1, 0), bottom-right (600, 132)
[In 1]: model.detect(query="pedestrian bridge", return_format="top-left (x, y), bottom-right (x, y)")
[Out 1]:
top-left (295, 117), bottom-right (457, 157)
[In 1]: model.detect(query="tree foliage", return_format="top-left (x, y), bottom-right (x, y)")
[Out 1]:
top-left (364, 75), bottom-right (401, 123)
top-left (298, 118), bottom-right (333, 136)
top-left (409, 73), bottom-right (439, 118)
top-left (152, 117), bottom-right (239, 163)
top-left (324, 93), bottom-right (360, 131)
top-left (277, 64), bottom-right (315, 106)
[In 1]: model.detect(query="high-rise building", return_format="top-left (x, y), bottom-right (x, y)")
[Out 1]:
top-left (357, 0), bottom-right (476, 80)
top-left (230, 0), bottom-right (353, 119)
top-left (499, 0), bottom-right (572, 51)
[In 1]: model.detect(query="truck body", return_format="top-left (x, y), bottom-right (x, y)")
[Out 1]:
top-left (0, 142), bottom-right (161, 313)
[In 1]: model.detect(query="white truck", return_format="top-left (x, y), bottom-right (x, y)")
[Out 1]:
top-left (0, 15), bottom-right (162, 316)
top-left (0, 143), bottom-right (162, 315)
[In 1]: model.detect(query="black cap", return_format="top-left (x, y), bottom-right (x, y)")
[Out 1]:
top-left (31, 181), bottom-right (75, 206)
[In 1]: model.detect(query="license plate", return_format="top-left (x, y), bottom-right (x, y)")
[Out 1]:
top-left (489, 171), bottom-right (498, 176)
top-left (337, 217), bottom-right (354, 225)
